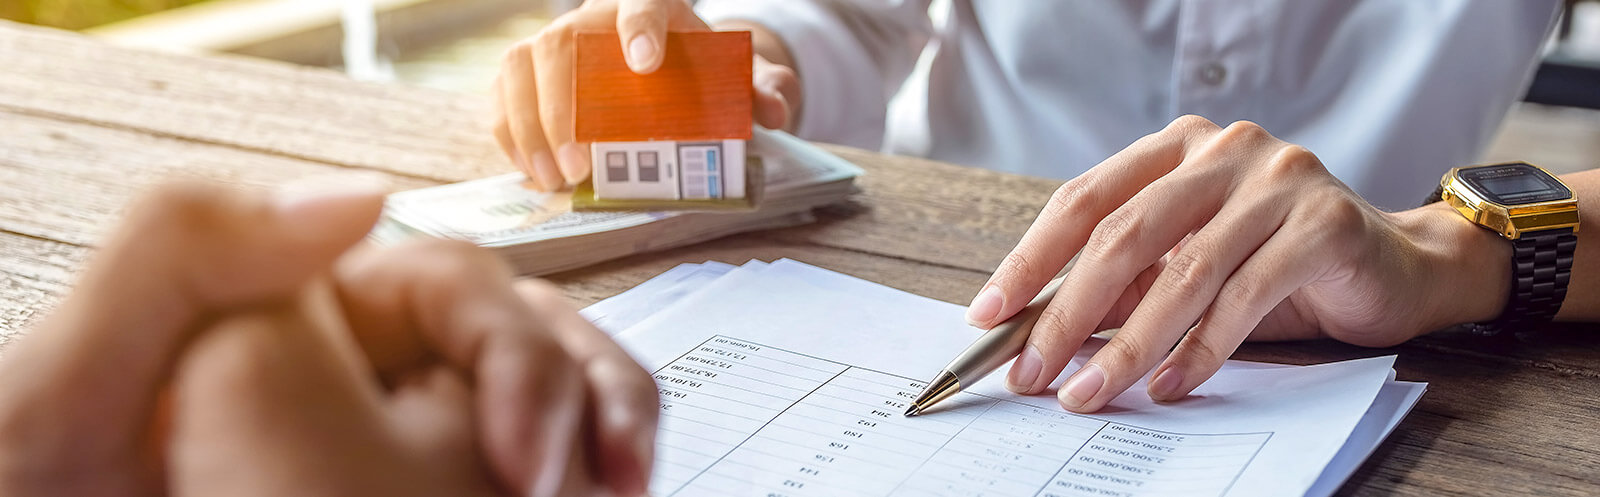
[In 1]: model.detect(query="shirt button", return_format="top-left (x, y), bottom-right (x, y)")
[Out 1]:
top-left (1198, 62), bottom-right (1227, 85)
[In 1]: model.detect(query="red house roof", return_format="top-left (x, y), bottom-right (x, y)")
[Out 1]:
top-left (575, 31), bottom-right (753, 142)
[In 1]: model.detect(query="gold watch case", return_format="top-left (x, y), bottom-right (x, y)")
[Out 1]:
top-left (1438, 162), bottom-right (1579, 240)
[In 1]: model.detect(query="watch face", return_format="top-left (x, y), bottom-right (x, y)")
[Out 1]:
top-left (1458, 163), bottom-right (1572, 205)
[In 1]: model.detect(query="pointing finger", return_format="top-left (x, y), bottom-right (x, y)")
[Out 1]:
top-left (971, 115), bottom-right (1221, 329)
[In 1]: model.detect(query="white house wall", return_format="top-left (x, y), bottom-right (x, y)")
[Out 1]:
top-left (722, 139), bottom-right (746, 199)
top-left (592, 141), bottom-right (681, 199)
top-left (591, 139), bottom-right (749, 201)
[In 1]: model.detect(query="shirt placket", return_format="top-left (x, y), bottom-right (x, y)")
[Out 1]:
top-left (1173, 0), bottom-right (1269, 122)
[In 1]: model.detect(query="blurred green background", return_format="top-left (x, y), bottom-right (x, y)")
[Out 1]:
top-left (0, 0), bottom-right (212, 30)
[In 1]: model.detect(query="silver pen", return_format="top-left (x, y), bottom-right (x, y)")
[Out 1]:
top-left (905, 277), bottom-right (1065, 416)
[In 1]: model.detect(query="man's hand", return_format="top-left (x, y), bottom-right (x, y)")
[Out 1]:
top-left (0, 180), bottom-right (660, 497)
top-left (326, 239), bottom-right (661, 497)
top-left (0, 181), bottom-right (386, 496)
top-left (492, 0), bottom-right (800, 190)
top-left (969, 116), bottom-right (1510, 413)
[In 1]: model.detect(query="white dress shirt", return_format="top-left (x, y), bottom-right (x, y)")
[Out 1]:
top-left (697, 0), bottom-right (1560, 209)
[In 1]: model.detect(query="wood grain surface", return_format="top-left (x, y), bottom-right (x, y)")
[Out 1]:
top-left (0, 20), bottom-right (1595, 496)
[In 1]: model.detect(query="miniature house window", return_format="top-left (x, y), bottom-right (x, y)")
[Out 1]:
top-left (678, 143), bottom-right (724, 199)
top-left (638, 151), bottom-right (660, 182)
top-left (606, 151), bottom-right (628, 182)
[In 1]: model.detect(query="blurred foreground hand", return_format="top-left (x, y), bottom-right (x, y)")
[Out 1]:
top-left (0, 181), bottom-right (659, 497)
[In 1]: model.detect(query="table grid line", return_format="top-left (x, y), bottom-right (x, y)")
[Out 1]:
top-left (1219, 432), bottom-right (1274, 497)
top-left (767, 408), bottom-right (945, 451)
top-left (658, 396), bottom-right (769, 424)
top-left (654, 336), bottom-right (1277, 497)
top-left (663, 335), bottom-right (847, 497)
top-left (701, 336), bottom-right (1278, 438)
top-left (697, 341), bottom-right (841, 376)
top-left (886, 390), bottom-right (1002, 494)
top-left (665, 360), bottom-right (813, 393)
top-left (1031, 422), bottom-right (1109, 497)
top-left (655, 370), bottom-right (799, 403)
top-left (680, 351), bottom-right (835, 382)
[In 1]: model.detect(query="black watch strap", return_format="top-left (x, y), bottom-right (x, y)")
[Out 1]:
top-left (1478, 227), bottom-right (1577, 335)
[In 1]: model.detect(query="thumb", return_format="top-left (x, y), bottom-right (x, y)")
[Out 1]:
top-left (753, 55), bottom-right (800, 131)
top-left (0, 178), bottom-right (385, 493)
top-left (616, 0), bottom-right (673, 74)
top-left (615, 0), bottom-right (709, 74)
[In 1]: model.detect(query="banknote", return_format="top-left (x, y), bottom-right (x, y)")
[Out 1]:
top-left (374, 128), bottom-right (862, 274)
top-left (382, 176), bottom-right (670, 246)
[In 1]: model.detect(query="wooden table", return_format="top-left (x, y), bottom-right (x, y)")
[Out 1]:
top-left (0, 21), bottom-right (1596, 496)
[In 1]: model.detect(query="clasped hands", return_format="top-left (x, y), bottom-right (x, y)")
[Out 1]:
top-left (0, 182), bottom-right (659, 497)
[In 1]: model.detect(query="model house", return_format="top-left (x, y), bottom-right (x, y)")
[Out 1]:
top-left (575, 31), bottom-right (753, 201)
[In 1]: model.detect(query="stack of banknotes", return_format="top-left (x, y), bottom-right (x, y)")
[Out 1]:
top-left (370, 129), bottom-right (863, 275)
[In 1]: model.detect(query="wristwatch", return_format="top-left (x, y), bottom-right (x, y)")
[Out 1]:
top-left (1425, 162), bottom-right (1579, 335)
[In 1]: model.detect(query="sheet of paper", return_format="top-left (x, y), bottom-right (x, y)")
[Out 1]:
top-left (1221, 359), bottom-right (1426, 497)
top-left (607, 260), bottom-right (1397, 497)
top-left (585, 261), bottom-right (1425, 496)
top-left (581, 261), bottom-right (742, 334)
top-left (587, 262), bottom-right (1425, 495)
top-left (1302, 380), bottom-right (1425, 497)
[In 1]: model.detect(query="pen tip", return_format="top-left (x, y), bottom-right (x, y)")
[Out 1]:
top-left (903, 404), bottom-right (920, 417)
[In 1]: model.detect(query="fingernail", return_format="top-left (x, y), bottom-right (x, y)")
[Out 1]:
top-left (557, 143), bottom-right (591, 186)
top-left (526, 431), bottom-right (569, 497)
top-left (598, 374), bottom-right (639, 436)
top-left (512, 151), bottom-right (529, 171)
top-left (1006, 344), bottom-right (1044, 393)
top-left (604, 389), bottom-right (653, 496)
top-left (965, 285), bottom-right (1004, 326)
top-left (531, 151), bottom-right (563, 192)
top-left (1060, 363), bottom-right (1105, 410)
top-left (756, 86), bottom-right (790, 131)
top-left (1149, 367), bottom-right (1184, 401)
top-left (587, 359), bottom-right (654, 497)
top-left (526, 382), bottom-right (580, 497)
top-left (514, 153), bottom-right (541, 189)
top-left (274, 173), bottom-right (390, 220)
top-left (527, 476), bottom-right (560, 497)
top-left (628, 433), bottom-right (654, 494)
top-left (755, 72), bottom-right (782, 98)
top-left (627, 35), bottom-right (658, 73)
top-left (632, 426), bottom-right (654, 462)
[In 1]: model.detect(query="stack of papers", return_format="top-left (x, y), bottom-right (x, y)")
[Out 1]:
top-left (371, 130), bottom-right (862, 275)
top-left (583, 260), bottom-right (1426, 497)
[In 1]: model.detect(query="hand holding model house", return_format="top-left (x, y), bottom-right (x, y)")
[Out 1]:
top-left (576, 31), bottom-right (753, 203)
top-left (491, 0), bottom-right (799, 194)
